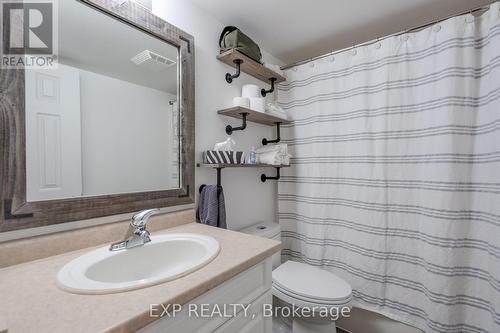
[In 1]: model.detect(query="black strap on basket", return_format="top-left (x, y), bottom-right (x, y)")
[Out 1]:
top-left (219, 26), bottom-right (238, 48)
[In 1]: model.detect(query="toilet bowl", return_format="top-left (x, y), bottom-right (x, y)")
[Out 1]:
top-left (240, 222), bottom-right (352, 333)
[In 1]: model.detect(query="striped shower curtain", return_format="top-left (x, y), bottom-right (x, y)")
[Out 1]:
top-left (277, 4), bottom-right (500, 333)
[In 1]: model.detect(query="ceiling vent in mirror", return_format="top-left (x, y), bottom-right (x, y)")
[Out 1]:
top-left (131, 50), bottom-right (176, 71)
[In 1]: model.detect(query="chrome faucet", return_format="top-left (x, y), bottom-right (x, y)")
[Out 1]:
top-left (109, 208), bottom-right (160, 251)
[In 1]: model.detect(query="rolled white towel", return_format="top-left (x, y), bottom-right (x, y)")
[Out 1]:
top-left (255, 144), bottom-right (288, 155)
top-left (258, 155), bottom-right (291, 166)
top-left (258, 152), bottom-right (282, 165)
top-left (266, 102), bottom-right (286, 114)
top-left (256, 150), bottom-right (291, 166)
top-left (232, 97), bottom-right (250, 108)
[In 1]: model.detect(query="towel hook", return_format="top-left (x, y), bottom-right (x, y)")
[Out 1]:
top-left (262, 122), bottom-right (281, 145)
top-left (225, 59), bottom-right (243, 83)
top-left (261, 77), bottom-right (277, 97)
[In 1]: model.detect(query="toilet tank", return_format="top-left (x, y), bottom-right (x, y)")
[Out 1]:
top-left (239, 222), bottom-right (281, 269)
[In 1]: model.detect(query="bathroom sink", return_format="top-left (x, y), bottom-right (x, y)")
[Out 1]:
top-left (57, 233), bottom-right (220, 294)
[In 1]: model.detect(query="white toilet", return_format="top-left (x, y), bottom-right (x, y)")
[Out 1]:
top-left (240, 222), bottom-right (352, 333)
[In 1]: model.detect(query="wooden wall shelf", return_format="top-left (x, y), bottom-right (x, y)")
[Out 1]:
top-left (218, 107), bottom-right (290, 126)
top-left (198, 163), bottom-right (289, 183)
top-left (197, 163), bottom-right (290, 168)
top-left (217, 50), bottom-right (286, 84)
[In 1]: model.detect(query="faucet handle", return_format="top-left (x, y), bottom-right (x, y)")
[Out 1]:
top-left (134, 228), bottom-right (151, 243)
top-left (131, 208), bottom-right (160, 228)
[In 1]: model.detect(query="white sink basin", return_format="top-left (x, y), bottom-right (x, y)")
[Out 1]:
top-left (57, 233), bottom-right (220, 294)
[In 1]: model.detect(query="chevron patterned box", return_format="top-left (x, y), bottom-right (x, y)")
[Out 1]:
top-left (203, 150), bottom-right (246, 164)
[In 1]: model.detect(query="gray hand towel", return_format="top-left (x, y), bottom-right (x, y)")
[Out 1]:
top-left (196, 185), bottom-right (227, 229)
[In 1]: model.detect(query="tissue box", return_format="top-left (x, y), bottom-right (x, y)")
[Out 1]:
top-left (203, 151), bottom-right (246, 164)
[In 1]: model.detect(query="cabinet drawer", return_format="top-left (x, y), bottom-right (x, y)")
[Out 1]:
top-left (213, 291), bottom-right (272, 333)
top-left (138, 258), bottom-right (272, 333)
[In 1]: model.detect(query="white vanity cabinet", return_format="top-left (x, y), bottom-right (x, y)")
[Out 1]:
top-left (138, 259), bottom-right (273, 333)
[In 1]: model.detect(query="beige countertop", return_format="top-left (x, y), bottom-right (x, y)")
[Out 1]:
top-left (0, 223), bottom-right (281, 333)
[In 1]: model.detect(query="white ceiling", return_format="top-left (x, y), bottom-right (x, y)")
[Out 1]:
top-left (58, 0), bottom-right (178, 94)
top-left (190, 0), bottom-right (493, 64)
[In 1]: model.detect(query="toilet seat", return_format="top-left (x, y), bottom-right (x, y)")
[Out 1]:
top-left (273, 283), bottom-right (352, 306)
top-left (272, 261), bottom-right (352, 307)
top-left (272, 285), bottom-right (352, 315)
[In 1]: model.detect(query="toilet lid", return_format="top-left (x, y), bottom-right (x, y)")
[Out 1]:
top-left (272, 261), bottom-right (352, 303)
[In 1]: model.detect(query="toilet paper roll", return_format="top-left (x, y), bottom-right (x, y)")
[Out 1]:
top-left (241, 84), bottom-right (260, 98)
top-left (232, 97), bottom-right (250, 108)
top-left (249, 97), bottom-right (265, 113)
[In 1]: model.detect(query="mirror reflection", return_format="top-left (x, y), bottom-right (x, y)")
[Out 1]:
top-left (25, 0), bottom-right (180, 202)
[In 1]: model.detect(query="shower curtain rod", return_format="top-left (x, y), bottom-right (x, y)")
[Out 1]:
top-left (281, 2), bottom-right (496, 70)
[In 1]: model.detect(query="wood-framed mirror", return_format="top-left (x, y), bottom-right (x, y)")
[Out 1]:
top-left (0, 0), bottom-right (195, 232)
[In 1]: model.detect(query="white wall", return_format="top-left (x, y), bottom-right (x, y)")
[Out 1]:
top-left (80, 69), bottom-right (177, 195)
top-left (153, 1), bottom-right (285, 230)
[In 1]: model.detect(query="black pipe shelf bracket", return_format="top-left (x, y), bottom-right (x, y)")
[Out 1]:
top-left (216, 167), bottom-right (222, 187)
top-left (199, 167), bottom-right (223, 193)
top-left (225, 112), bottom-right (248, 135)
top-left (262, 122), bottom-right (281, 145)
top-left (225, 59), bottom-right (243, 83)
top-left (261, 77), bottom-right (277, 97)
top-left (261, 167), bottom-right (281, 182)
